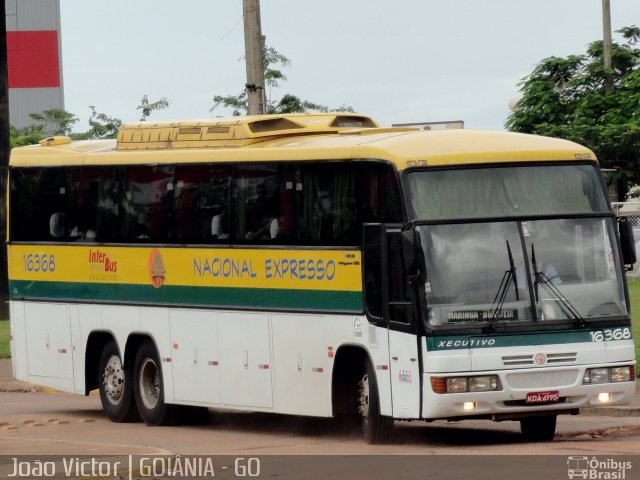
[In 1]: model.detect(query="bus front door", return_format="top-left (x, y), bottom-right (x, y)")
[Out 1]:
top-left (384, 227), bottom-right (422, 419)
top-left (365, 225), bottom-right (422, 419)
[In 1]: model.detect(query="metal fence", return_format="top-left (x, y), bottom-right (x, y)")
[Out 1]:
top-left (612, 202), bottom-right (640, 226)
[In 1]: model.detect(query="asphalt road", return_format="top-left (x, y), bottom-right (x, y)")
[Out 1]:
top-left (1, 390), bottom-right (640, 456)
top-left (1, 354), bottom-right (640, 479)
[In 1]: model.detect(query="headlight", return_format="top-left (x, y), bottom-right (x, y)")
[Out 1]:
top-left (583, 366), bottom-right (634, 384)
top-left (589, 368), bottom-right (610, 384)
top-left (469, 376), bottom-right (498, 392)
top-left (446, 377), bottom-right (468, 393)
top-left (611, 366), bottom-right (632, 382)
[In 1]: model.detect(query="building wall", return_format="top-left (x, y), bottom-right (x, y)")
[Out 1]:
top-left (5, 0), bottom-right (64, 129)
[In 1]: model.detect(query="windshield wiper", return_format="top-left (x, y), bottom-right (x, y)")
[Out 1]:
top-left (531, 244), bottom-right (586, 328)
top-left (487, 240), bottom-right (519, 331)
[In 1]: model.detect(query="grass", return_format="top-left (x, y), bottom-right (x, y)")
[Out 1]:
top-left (0, 320), bottom-right (9, 359)
top-left (626, 279), bottom-right (640, 370)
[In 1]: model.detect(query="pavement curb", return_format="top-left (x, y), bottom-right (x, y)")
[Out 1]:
top-left (0, 380), bottom-right (43, 393)
top-left (580, 406), bottom-right (640, 417)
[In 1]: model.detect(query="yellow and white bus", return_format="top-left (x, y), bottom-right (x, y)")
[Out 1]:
top-left (8, 113), bottom-right (637, 443)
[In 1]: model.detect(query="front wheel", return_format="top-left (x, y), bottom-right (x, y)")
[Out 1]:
top-left (133, 341), bottom-right (173, 425)
top-left (98, 340), bottom-right (138, 422)
top-left (520, 415), bottom-right (557, 441)
top-left (358, 360), bottom-right (393, 444)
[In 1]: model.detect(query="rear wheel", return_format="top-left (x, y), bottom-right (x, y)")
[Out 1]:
top-left (520, 415), bottom-right (557, 441)
top-left (98, 340), bottom-right (138, 422)
top-left (133, 341), bottom-right (173, 425)
top-left (358, 360), bottom-right (393, 444)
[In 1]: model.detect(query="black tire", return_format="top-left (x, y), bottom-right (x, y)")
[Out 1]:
top-left (133, 340), bottom-right (173, 426)
top-left (98, 340), bottom-right (138, 422)
top-left (520, 415), bottom-right (557, 441)
top-left (358, 360), bottom-right (393, 444)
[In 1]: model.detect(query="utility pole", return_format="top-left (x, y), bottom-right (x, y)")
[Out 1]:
top-left (602, 0), bottom-right (614, 94)
top-left (0, 0), bottom-right (9, 318)
top-left (243, 0), bottom-right (265, 115)
top-left (1, 0), bottom-right (9, 161)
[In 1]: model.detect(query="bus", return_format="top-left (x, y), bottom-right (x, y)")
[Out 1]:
top-left (7, 112), bottom-right (637, 443)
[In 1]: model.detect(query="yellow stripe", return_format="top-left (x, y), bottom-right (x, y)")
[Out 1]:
top-left (8, 245), bottom-right (362, 292)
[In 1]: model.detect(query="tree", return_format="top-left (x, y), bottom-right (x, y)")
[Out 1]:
top-left (66, 106), bottom-right (123, 140)
top-left (137, 95), bottom-right (169, 121)
top-left (505, 26), bottom-right (640, 200)
top-left (28, 108), bottom-right (78, 136)
top-left (9, 125), bottom-right (43, 148)
top-left (10, 95), bottom-right (170, 145)
top-left (211, 46), bottom-right (352, 115)
top-left (9, 108), bottom-right (78, 147)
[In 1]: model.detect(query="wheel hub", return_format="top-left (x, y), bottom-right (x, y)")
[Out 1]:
top-left (139, 358), bottom-right (160, 410)
top-left (358, 373), bottom-right (370, 421)
top-left (103, 355), bottom-right (124, 405)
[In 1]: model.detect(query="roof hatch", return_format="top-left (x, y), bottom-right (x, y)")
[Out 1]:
top-left (116, 113), bottom-right (380, 150)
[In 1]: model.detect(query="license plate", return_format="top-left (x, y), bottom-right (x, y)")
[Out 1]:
top-left (525, 390), bottom-right (560, 404)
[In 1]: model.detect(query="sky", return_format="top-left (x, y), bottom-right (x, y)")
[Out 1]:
top-left (59, 0), bottom-right (640, 132)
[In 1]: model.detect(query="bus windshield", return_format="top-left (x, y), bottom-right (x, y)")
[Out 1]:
top-left (419, 219), bottom-right (627, 327)
top-left (407, 164), bottom-right (627, 328)
top-left (406, 164), bottom-right (609, 220)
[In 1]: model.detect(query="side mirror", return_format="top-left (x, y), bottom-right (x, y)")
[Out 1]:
top-left (401, 229), bottom-right (419, 277)
top-left (618, 216), bottom-right (636, 267)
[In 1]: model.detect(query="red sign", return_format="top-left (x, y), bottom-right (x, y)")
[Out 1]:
top-left (525, 390), bottom-right (560, 404)
top-left (7, 30), bottom-right (61, 88)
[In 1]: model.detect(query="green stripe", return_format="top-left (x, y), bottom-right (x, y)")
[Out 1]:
top-left (426, 328), bottom-right (632, 351)
top-left (9, 280), bottom-right (363, 312)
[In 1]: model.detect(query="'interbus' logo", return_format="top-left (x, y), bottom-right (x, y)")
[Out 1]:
top-left (88, 249), bottom-right (118, 281)
top-left (88, 249), bottom-right (118, 272)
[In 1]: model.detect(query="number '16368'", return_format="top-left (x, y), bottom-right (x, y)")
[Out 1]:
top-left (590, 328), bottom-right (632, 341)
top-left (23, 254), bottom-right (56, 272)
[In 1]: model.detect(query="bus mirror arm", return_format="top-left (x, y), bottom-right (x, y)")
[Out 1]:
top-left (617, 216), bottom-right (636, 269)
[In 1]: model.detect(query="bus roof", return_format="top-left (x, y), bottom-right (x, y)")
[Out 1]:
top-left (10, 112), bottom-right (596, 170)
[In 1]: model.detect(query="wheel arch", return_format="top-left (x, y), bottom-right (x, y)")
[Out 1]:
top-left (123, 333), bottom-right (158, 372)
top-left (331, 344), bottom-right (374, 417)
top-left (84, 330), bottom-right (117, 395)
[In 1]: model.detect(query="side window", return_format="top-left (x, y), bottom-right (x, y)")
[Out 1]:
top-left (363, 225), bottom-right (384, 320)
top-left (234, 164), bottom-right (294, 242)
top-left (11, 168), bottom-right (69, 242)
top-left (387, 232), bottom-right (414, 325)
top-left (296, 162), bottom-right (403, 245)
top-left (119, 166), bottom-right (174, 242)
top-left (67, 167), bottom-right (117, 243)
top-left (360, 163), bottom-right (403, 224)
top-left (174, 165), bottom-right (231, 243)
top-left (297, 163), bottom-right (360, 245)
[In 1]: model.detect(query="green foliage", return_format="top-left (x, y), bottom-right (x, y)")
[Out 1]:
top-left (506, 26), bottom-right (640, 200)
top-left (9, 125), bottom-right (44, 148)
top-left (78, 106), bottom-right (123, 140)
top-left (11, 95), bottom-right (168, 145)
top-left (137, 95), bottom-right (170, 121)
top-left (270, 94), bottom-right (327, 114)
top-left (625, 279), bottom-right (640, 370)
top-left (211, 45), bottom-right (352, 116)
top-left (9, 108), bottom-right (80, 147)
top-left (212, 91), bottom-right (249, 116)
top-left (29, 108), bottom-right (79, 136)
top-left (0, 321), bottom-right (10, 359)
top-left (263, 45), bottom-right (290, 89)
